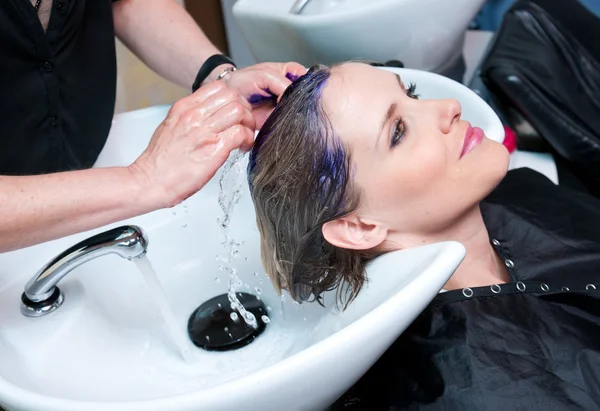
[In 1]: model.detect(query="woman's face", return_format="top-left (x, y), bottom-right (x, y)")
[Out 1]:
top-left (321, 63), bottom-right (510, 245)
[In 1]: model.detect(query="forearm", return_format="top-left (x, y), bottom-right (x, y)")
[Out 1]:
top-left (113, 0), bottom-right (222, 90)
top-left (0, 167), bottom-right (160, 253)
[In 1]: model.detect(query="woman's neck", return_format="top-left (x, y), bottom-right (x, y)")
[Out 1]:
top-left (385, 206), bottom-right (509, 290)
top-left (439, 206), bottom-right (509, 290)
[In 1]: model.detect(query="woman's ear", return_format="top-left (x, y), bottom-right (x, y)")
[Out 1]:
top-left (322, 215), bottom-right (387, 250)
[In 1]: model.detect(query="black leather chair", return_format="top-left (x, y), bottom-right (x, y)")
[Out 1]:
top-left (480, 0), bottom-right (600, 197)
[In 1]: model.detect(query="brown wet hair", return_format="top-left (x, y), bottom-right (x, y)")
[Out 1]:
top-left (247, 64), bottom-right (382, 309)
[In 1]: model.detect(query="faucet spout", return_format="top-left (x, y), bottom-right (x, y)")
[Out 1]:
top-left (289, 0), bottom-right (311, 14)
top-left (21, 225), bottom-right (148, 317)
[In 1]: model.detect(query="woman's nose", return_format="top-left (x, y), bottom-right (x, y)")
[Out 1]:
top-left (436, 99), bottom-right (461, 133)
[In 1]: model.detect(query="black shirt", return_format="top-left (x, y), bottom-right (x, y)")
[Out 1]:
top-left (0, 0), bottom-right (118, 175)
top-left (332, 168), bottom-right (600, 410)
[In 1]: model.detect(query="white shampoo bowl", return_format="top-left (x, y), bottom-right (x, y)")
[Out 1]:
top-left (233, 0), bottom-right (486, 73)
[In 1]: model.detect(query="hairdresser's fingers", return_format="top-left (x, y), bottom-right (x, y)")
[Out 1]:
top-left (252, 69), bottom-right (291, 99)
top-left (193, 87), bottom-right (252, 119)
top-left (206, 99), bottom-right (256, 134)
top-left (267, 62), bottom-right (306, 103)
top-left (227, 67), bottom-right (290, 99)
top-left (246, 61), bottom-right (307, 81)
top-left (216, 124), bottom-right (255, 154)
top-left (282, 62), bottom-right (307, 81)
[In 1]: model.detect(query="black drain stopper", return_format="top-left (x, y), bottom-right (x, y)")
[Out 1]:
top-left (187, 292), bottom-right (268, 351)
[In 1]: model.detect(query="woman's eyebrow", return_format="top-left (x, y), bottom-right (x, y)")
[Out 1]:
top-left (375, 75), bottom-right (403, 149)
top-left (395, 74), bottom-right (404, 89)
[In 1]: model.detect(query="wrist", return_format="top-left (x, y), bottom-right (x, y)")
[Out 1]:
top-left (192, 54), bottom-right (237, 92)
top-left (126, 160), bottom-right (172, 211)
top-left (202, 64), bottom-right (236, 86)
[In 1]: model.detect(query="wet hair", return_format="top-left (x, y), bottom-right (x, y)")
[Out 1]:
top-left (248, 64), bottom-right (380, 309)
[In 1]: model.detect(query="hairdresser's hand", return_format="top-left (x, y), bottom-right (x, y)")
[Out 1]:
top-left (221, 62), bottom-right (307, 128)
top-left (129, 81), bottom-right (255, 208)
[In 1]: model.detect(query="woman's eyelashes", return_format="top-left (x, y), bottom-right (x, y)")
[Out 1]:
top-left (406, 82), bottom-right (419, 99)
top-left (390, 119), bottom-right (406, 147)
top-left (390, 83), bottom-right (417, 147)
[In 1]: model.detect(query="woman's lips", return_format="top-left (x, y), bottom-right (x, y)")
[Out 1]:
top-left (460, 124), bottom-right (484, 158)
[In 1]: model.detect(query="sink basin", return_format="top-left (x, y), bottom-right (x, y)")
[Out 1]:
top-left (0, 67), bottom-right (503, 411)
top-left (233, 0), bottom-right (486, 73)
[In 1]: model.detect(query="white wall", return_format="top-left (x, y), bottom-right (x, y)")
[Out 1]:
top-left (114, 0), bottom-right (188, 113)
top-left (220, 0), bottom-right (257, 68)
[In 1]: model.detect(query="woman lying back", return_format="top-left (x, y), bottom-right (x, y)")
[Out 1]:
top-left (247, 62), bottom-right (600, 410)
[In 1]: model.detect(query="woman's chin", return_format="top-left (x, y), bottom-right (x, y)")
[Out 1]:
top-left (470, 139), bottom-right (510, 198)
top-left (485, 136), bottom-right (510, 169)
top-left (487, 142), bottom-right (511, 190)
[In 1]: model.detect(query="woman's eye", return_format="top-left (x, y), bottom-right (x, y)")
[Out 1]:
top-left (406, 82), bottom-right (419, 100)
top-left (391, 120), bottom-right (406, 147)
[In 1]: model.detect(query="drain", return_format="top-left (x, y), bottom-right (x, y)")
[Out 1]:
top-left (187, 292), bottom-right (268, 351)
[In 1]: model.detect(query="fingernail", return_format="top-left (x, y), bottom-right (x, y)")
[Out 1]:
top-left (286, 73), bottom-right (300, 82)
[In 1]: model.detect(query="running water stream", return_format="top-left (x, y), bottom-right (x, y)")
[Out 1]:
top-left (134, 256), bottom-right (196, 362)
top-left (216, 150), bottom-right (259, 328)
top-left (132, 150), bottom-right (259, 362)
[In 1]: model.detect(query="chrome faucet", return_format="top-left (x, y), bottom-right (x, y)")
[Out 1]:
top-left (20, 225), bottom-right (148, 317)
top-left (289, 0), bottom-right (312, 14)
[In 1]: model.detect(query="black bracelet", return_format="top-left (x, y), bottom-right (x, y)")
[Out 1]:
top-left (192, 54), bottom-right (237, 92)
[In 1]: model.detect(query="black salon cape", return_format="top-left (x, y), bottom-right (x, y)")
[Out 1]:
top-left (331, 168), bottom-right (600, 411)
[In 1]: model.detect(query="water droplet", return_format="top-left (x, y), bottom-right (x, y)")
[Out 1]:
top-left (253, 272), bottom-right (258, 277)
top-left (217, 303), bottom-right (222, 308)
top-left (206, 336), bottom-right (210, 341)
top-left (230, 312), bottom-right (239, 322)
top-left (228, 332), bottom-right (233, 339)
top-left (224, 327), bottom-right (229, 332)
top-left (259, 279), bottom-right (263, 284)
top-left (214, 277), bottom-right (220, 283)
top-left (254, 287), bottom-right (262, 294)
top-left (245, 257), bottom-right (249, 261)
top-left (303, 317), bottom-right (307, 321)
top-left (261, 315), bottom-right (270, 324)
top-left (266, 306), bottom-right (272, 312)
top-left (172, 211), bottom-right (176, 215)
top-left (181, 223), bottom-right (187, 228)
